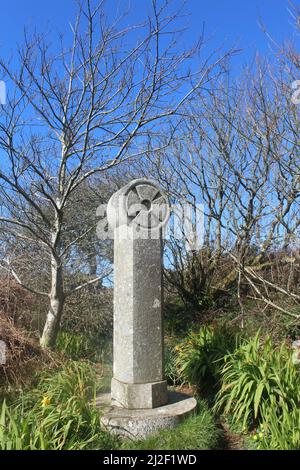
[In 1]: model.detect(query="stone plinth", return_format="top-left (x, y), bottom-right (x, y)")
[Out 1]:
top-left (97, 392), bottom-right (197, 439)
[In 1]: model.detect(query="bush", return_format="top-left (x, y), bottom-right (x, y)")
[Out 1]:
top-left (0, 315), bottom-right (45, 388)
top-left (56, 331), bottom-right (92, 359)
top-left (164, 336), bottom-right (183, 385)
top-left (56, 331), bottom-right (112, 363)
top-left (0, 278), bottom-right (36, 330)
top-left (257, 403), bottom-right (300, 450)
top-left (164, 298), bottom-right (195, 336)
top-left (215, 333), bottom-right (300, 430)
top-left (174, 326), bottom-right (238, 390)
top-left (0, 361), bottom-right (117, 450)
top-left (62, 288), bottom-right (113, 339)
top-left (122, 400), bottom-right (220, 450)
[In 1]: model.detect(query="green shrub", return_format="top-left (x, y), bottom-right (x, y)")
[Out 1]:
top-left (56, 331), bottom-right (112, 363)
top-left (258, 403), bottom-right (300, 450)
top-left (122, 400), bottom-right (220, 450)
top-left (164, 298), bottom-right (195, 335)
top-left (165, 348), bottom-right (181, 386)
top-left (0, 361), bottom-right (117, 450)
top-left (215, 333), bottom-right (300, 430)
top-left (164, 337), bottom-right (183, 385)
top-left (174, 326), bottom-right (238, 389)
top-left (56, 331), bottom-right (94, 359)
top-left (62, 288), bottom-right (113, 339)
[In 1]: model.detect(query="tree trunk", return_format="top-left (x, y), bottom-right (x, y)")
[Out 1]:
top-left (40, 205), bottom-right (64, 350)
top-left (40, 256), bottom-right (64, 349)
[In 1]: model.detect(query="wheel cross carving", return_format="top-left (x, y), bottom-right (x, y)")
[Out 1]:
top-left (125, 182), bottom-right (169, 229)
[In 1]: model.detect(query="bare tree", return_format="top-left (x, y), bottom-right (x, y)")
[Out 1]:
top-left (146, 57), bottom-right (299, 323)
top-left (0, 0), bottom-right (221, 348)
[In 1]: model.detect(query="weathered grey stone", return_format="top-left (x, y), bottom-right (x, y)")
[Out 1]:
top-left (97, 391), bottom-right (197, 439)
top-left (98, 179), bottom-right (197, 438)
top-left (111, 378), bottom-right (168, 409)
top-left (106, 179), bottom-right (170, 409)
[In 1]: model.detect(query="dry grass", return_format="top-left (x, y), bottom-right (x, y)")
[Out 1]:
top-left (0, 314), bottom-right (44, 387)
top-left (0, 277), bottom-right (57, 390)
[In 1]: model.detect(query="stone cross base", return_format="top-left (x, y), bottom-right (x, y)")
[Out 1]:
top-left (97, 391), bottom-right (197, 439)
top-left (111, 378), bottom-right (168, 409)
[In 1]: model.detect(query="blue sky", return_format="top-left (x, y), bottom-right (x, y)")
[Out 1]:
top-left (0, 0), bottom-right (297, 75)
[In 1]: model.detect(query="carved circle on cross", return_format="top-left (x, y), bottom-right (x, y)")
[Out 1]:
top-left (125, 181), bottom-right (169, 230)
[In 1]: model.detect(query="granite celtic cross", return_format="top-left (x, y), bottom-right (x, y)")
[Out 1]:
top-left (107, 179), bottom-right (169, 409)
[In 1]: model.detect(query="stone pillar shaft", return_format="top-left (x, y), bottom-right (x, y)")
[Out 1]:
top-left (113, 229), bottom-right (164, 384)
top-left (107, 179), bottom-right (169, 409)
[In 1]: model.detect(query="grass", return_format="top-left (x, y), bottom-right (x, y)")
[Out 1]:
top-left (122, 399), bottom-right (221, 450)
top-left (56, 330), bottom-right (112, 363)
top-left (0, 356), bottom-right (220, 451)
top-left (0, 360), bottom-right (118, 450)
top-left (3, 307), bottom-right (299, 451)
top-left (214, 333), bottom-right (300, 431)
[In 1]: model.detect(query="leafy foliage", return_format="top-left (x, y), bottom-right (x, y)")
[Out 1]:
top-left (258, 403), bottom-right (300, 450)
top-left (0, 361), bottom-right (117, 450)
top-left (56, 330), bottom-right (112, 363)
top-left (174, 326), bottom-right (238, 389)
top-left (215, 333), bottom-right (300, 430)
top-left (164, 336), bottom-right (183, 385)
